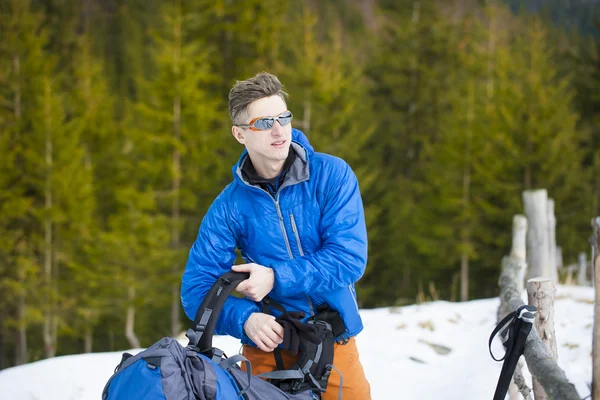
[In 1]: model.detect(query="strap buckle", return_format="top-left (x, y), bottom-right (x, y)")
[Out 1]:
top-left (211, 347), bottom-right (224, 363)
top-left (291, 379), bottom-right (304, 393)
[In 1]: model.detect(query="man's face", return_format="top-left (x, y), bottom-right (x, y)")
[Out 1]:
top-left (232, 95), bottom-right (292, 164)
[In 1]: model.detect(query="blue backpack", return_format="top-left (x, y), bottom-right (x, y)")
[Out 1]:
top-left (102, 272), bottom-right (328, 400)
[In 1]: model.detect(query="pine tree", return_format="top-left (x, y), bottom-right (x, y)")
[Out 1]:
top-left (0, 0), bottom-right (50, 364)
top-left (568, 34), bottom-right (600, 221)
top-left (132, 0), bottom-right (227, 338)
top-left (485, 16), bottom-right (586, 270)
top-left (405, 4), bottom-right (519, 302)
top-left (0, 0), bottom-right (100, 362)
top-left (363, 1), bottom-right (460, 305)
top-left (59, 22), bottom-right (117, 354)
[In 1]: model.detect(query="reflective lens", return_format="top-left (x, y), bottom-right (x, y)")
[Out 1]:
top-left (276, 111), bottom-right (293, 126)
top-left (244, 111), bottom-right (293, 131)
top-left (253, 117), bottom-right (275, 130)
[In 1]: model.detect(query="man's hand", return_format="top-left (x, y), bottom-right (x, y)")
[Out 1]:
top-left (243, 312), bottom-right (284, 352)
top-left (232, 263), bottom-right (274, 302)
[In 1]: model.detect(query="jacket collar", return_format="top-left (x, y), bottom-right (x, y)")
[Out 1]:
top-left (233, 129), bottom-right (312, 189)
top-left (235, 141), bottom-right (309, 189)
top-left (241, 148), bottom-right (297, 186)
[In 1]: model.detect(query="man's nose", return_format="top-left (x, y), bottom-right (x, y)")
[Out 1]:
top-left (271, 120), bottom-right (283, 135)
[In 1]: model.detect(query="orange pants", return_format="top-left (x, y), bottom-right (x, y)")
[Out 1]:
top-left (241, 337), bottom-right (371, 400)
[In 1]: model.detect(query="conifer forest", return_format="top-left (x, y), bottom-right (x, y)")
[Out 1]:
top-left (0, 0), bottom-right (599, 368)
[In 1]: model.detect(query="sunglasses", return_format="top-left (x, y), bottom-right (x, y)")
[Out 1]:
top-left (237, 110), bottom-right (293, 131)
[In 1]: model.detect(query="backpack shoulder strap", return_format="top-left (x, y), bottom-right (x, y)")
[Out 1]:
top-left (186, 271), bottom-right (249, 357)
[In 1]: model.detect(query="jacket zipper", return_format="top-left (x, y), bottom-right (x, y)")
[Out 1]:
top-left (290, 213), bottom-right (314, 317)
top-left (239, 182), bottom-right (314, 317)
top-left (290, 213), bottom-right (304, 256)
top-left (275, 194), bottom-right (293, 259)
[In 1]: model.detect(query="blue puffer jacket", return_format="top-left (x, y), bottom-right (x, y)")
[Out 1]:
top-left (181, 129), bottom-right (367, 344)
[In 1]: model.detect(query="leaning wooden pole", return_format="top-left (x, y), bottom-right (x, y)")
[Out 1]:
top-left (591, 217), bottom-right (600, 399)
top-left (499, 217), bottom-right (580, 399)
top-left (499, 215), bottom-right (531, 399)
top-left (499, 263), bottom-right (580, 399)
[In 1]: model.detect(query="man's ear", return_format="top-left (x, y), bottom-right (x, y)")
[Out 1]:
top-left (232, 126), bottom-right (246, 145)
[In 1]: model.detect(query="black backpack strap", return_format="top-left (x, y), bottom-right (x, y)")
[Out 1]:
top-left (185, 271), bottom-right (250, 357)
top-left (262, 296), bottom-right (288, 370)
top-left (489, 305), bottom-right (537, 400)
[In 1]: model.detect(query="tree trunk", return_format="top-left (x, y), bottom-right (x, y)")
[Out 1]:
top-left (16, 289), bottom-right (27, 365)
top-left (409, 0), bottom-right (420, 121)
top-left (524, 139), bottom-right (532, 190)
top-left (14, 54), bottom-right (21, 119)
top-left (523, 189), bottom-right (550, 281)
top-left (527, 278), bottom-right (558, 400)
top-left (460, 81), bottom-right (474, 302)
top-left (43, 78), bottom-right (56, 359)
top-left (125, 286), bottom-right (140, 349)
top-left (0, 311), bottom-right (3, 370)
top-left (171, 3), bottom-right (182, 339)
top-left (591, 217), bottom-right (600, 399)
top-left (13, 54), bottom-right (27, 367)
top-left (303, 96), bottom-right (311, 136)
top-left (84, 326), bottom-right (93, 353)
top-left (82, 309), bottom-right (93, 353)
top-left (486, 0), bottom-right (496, 102)
top-left (460, 254), bottom-right (469, 302)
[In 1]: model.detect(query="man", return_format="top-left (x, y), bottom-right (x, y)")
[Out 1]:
top-left (181, 72), bottom-right (371, 399)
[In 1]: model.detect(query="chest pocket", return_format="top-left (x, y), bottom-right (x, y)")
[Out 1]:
top-left (287, 201), bottom-right (322, 256)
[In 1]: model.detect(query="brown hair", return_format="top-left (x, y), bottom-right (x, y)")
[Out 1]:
top-left (228, 72), bottom-right (288, 125)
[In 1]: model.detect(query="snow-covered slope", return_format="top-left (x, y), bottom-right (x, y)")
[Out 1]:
top-left (0, 285), bottom-right (593, 400)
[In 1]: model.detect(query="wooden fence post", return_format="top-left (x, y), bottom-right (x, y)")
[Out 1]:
top-left (591, 217), bottom-right (600, 399)
top-left (499, 213), bottom-right (580, 399)
top-left (527, 278), bottom-right (558, 400)
top-left (523, 190), bottom-right (552, 281)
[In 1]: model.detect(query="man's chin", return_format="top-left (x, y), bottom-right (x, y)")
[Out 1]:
top-left (272, 146), bottom-right (291, 160)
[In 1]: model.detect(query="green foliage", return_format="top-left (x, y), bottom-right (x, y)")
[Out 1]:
top-left (363, 0), bottom-right (462, 305)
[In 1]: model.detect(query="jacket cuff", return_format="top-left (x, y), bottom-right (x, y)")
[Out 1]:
top-left (271, 261), bottom-right (302, 297)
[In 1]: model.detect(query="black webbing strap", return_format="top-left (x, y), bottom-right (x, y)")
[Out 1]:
top-left (488, 305), bottom-right (537, 400)
top-left (262, 296), bottom-right (287, 370)
top-left (185, 271), bottom-right (249, 357)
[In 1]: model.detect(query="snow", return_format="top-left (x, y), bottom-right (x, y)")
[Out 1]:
top-left (0, 285), bottom-right (593, 400)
